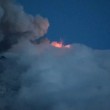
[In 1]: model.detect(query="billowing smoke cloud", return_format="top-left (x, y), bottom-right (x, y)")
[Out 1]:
top-left (0, 0), bottom-right (110, 110)
top-left (0, 0), bottom-right (49, 52)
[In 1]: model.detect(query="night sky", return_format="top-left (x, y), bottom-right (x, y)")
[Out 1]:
top-left (17, 0), bottom-right (110, 49)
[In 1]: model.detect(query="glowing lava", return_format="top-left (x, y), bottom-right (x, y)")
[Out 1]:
top-left (51, 41), bottom-right (71, 48)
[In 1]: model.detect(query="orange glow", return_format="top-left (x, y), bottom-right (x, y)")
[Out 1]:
top-left (51, 41), bottom-right (63, 48)
top-left (51, 41), bottom-right (71, 48)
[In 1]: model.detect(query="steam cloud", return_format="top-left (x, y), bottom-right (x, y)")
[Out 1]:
top-left (0, 0), bottom-right (110, 110)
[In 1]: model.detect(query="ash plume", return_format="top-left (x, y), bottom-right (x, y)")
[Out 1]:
top-left (0, 0), bottom-right (49, 52)
top-left (0, 0), bottom-right (110, 110)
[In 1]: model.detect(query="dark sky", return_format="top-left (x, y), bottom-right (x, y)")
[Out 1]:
top-left (17, 0), bottom-right (110, 49)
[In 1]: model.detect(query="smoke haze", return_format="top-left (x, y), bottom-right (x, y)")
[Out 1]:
top-left (0, 0), bottom-right (110, 110)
